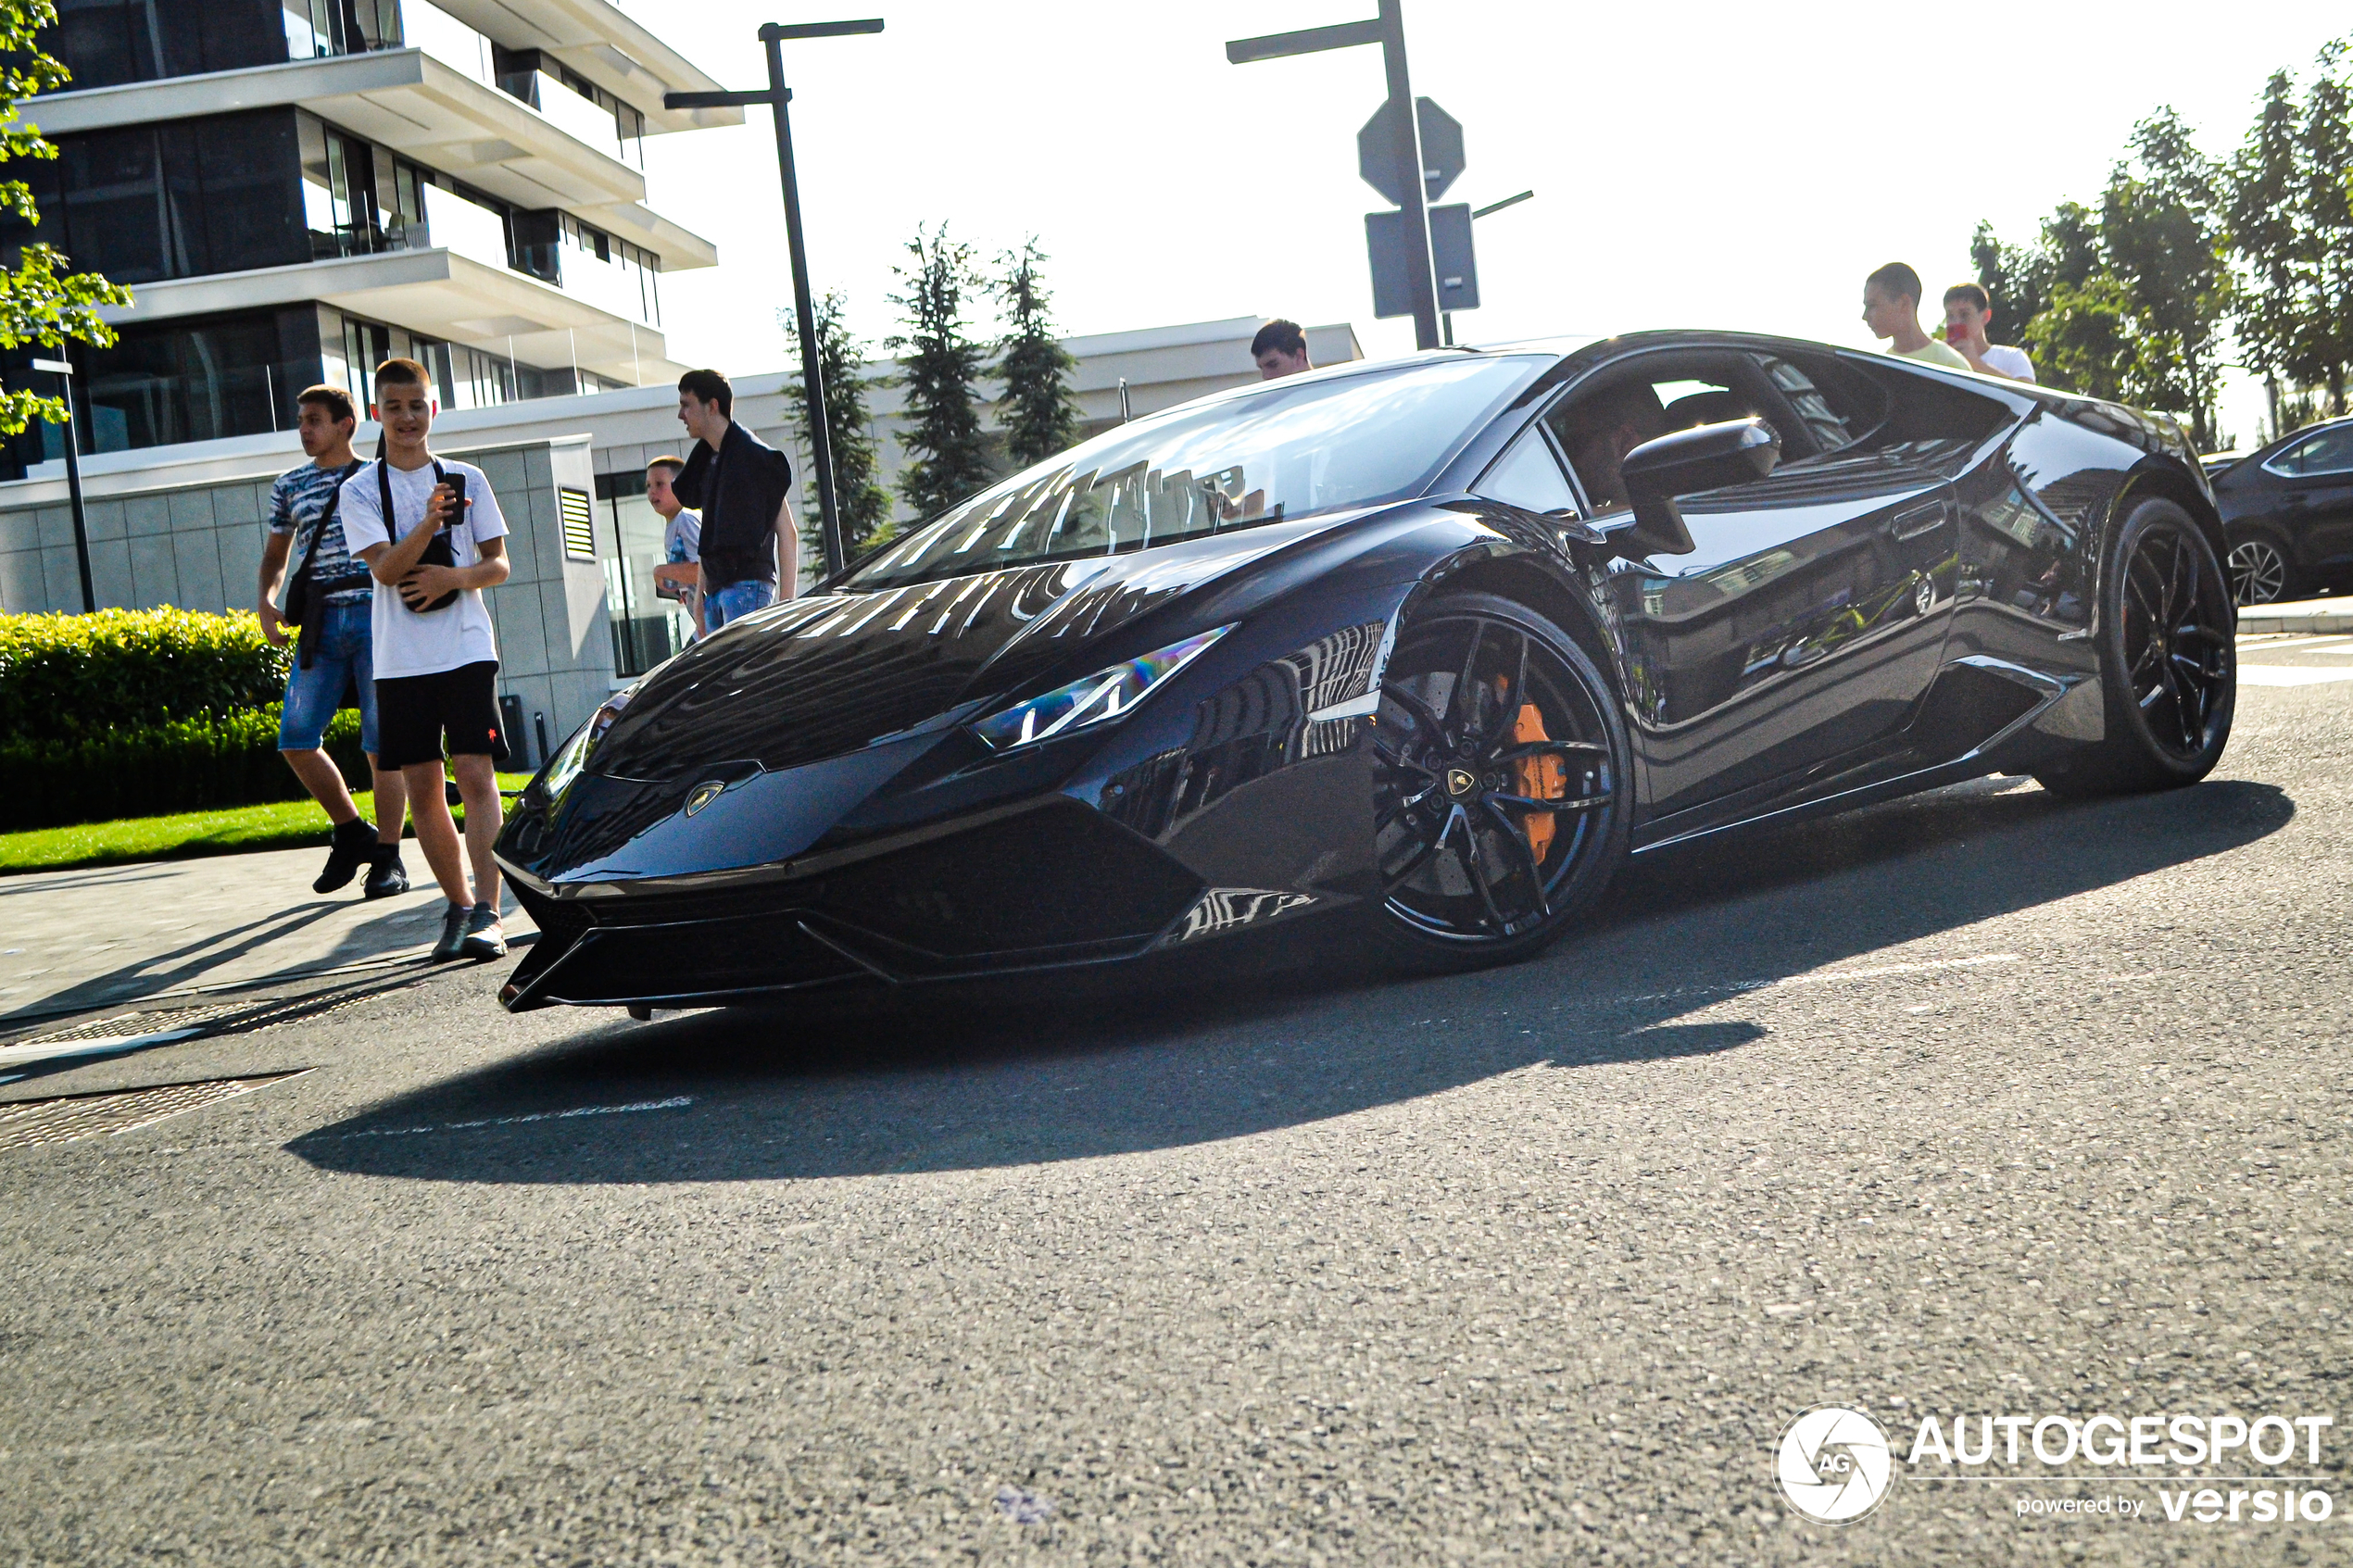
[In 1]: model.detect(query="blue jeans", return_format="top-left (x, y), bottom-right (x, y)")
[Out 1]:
top-left (277, 598), bottom-right (377, 756)
top-left (705, 579), bottom-right (776, 631)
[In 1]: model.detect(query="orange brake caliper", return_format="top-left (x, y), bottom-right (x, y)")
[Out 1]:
top-left (1511, 702), bottom-right (1563, 863)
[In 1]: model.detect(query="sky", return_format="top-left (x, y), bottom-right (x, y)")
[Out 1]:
top-left (623, 0), bottom-right (2349, 450)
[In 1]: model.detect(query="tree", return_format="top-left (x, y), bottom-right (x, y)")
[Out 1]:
top-left (2299, 40), bottom-right (2353, 414)
top-left (1982, 201), bottom-right (2133, 403)
top-left (886, 223), bottom-right (992, 522)
top-left (2101, 107), bottom-right (2233, 448)
top-left (781, 289), bottom-right (892, 576)
top-left (993, 237), bottom-right (1078, 470)
top-left (2227, 69), bottom-right (2315, 434)
top-left (1970, 220), bottom-right (2051, 350)
top-left (0, 0), bottom-right (131, 441)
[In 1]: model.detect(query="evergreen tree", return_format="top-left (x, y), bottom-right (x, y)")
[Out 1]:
top-left (780, 289), bottom-right (893, 576)
top-left (0, 0), bottom-right (131, 443)
top-left (993, 238), bottom-right (1079, 470)
top-left (886, 224), bottom-right (993, 521)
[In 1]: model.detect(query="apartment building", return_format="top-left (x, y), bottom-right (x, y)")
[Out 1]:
top-left (1, 0), bottom-right (736, 477)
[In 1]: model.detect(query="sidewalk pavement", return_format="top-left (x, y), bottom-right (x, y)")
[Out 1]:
top-left (2236, 595), bottom-right (2352, 635)
top-left (0, 845), bottom-right (535, 1034)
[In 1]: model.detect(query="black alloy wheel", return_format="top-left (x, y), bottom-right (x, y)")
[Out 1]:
top-left (1368, 591), bottom-right (1629, 971)
top-left (2225, 533), bottom-right (2295, 606)
top-left (2037, 498), bottom-right (2235, 797)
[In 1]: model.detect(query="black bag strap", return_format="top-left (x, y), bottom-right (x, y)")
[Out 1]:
top-left (290, 459), bottom-right (366, 571)
top-left (375, 457), bottom-right (448, 538)
top-left (286, 460), bottom-right (365, 668)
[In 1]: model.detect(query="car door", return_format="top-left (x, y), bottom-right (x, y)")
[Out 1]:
top-left (1552, 347), bottom-right (1959, 824)
top-left (2268, 424), bottom-right (2353, 579)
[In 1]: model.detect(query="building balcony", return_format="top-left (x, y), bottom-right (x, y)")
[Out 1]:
top-left (26, 48), bottom-right (716, 270)
top-left (94, 246), bottom-right (686, 392)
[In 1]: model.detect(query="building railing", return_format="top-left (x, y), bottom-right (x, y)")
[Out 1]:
top-left (416, 183), bottom-right (512, 272)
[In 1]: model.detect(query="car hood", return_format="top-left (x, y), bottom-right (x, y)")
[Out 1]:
top-left (585, 515), bottom-right (1352, 783)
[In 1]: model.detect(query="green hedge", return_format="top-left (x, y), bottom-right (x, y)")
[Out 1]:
top-left (0, 608), bottom-right (291, 744)
top-left (0, 703), bottom-right (366, 831)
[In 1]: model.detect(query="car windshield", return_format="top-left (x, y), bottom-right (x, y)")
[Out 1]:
top-left (842, 354), bottom-right (1547, 590)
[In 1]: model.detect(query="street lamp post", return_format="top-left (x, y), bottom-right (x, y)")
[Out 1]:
top-left (31, 354), bottom-right (94, 613)
top-left (666, 18), bottom-right (882, 583)
top-left (1227, 0), bottom-right (1441, 350)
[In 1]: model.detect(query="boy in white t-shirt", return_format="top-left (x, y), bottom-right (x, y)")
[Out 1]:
top-left (339, 357), bottom-right (514, 963)
top-left (1941, 282), bottom-right (2037, 383)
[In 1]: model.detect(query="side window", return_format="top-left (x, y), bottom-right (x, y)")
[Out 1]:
top-left (1757, 354), bottom-right (1884, 456)
top-left (2281, 427), bottom-right (2353, 476)
top-left (1543, 356), bottom-right (1773, 515)
top-left (1473, 425), bottom-right (1577, 514)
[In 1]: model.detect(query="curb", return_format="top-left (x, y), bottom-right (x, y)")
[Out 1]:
top-left (2237, 598), bottom-right (2353, 635)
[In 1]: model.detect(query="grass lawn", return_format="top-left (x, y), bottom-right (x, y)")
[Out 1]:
top-left (0, 774), bottom-right (535, 876)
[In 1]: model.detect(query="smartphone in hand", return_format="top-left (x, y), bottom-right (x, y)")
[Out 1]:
top-left (404, 471), bottom-right (466, 612)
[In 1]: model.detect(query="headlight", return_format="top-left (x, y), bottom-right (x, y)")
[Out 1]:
top-left (540, 680), bottom-right (642, 797)
top-left (969, 625), bottom-right (1234, 750)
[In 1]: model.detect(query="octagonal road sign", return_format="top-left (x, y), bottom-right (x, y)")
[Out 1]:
top-left (1357, 96), bottom-right (1465, 207)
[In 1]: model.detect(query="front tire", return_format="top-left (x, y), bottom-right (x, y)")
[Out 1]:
top-left (1366, 591), bottom-right (1631, 972)
top-left (2036, 498), bottom-right (2234, 798)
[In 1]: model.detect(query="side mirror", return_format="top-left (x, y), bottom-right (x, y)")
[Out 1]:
top-left (1614, 418), bottom-right (1781, 558)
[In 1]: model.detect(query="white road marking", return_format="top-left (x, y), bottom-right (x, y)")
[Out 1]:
top-left (318, 1096), bottom-right (695, 1140)
top-left (0, 1026), bottom-right (205, 1070)
top-left (2237, 666), bottom-right (2353, 686)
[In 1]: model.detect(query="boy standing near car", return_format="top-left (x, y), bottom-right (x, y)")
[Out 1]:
top-left (339, 358), bottom-right (513, 963)
top-left (256, 383), bottom-right (409, 899)
top-left (1252, 320), bottom-right (1314, 380)
top-left (645, 455), bottom-right (705, 640)
top-left (1941, 282), bottom-right (2037, 383)
top-left (673, 369), bottom-right (797, 629)
top-left (1861, 263), bottom-right (1970, 371)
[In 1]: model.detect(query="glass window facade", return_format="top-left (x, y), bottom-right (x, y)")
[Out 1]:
top-left (0, 111), bottom-right (307, 283)
top-left (510, 209), bottom-right (661, 326)
top-left (595, 470), bottom-right (692, 677)
top-left (44, 0), bottom-right (400, 86)
top-left (316, 306), bottom-right (522, 415)
top-left (281, 0), bottom-right (400, 59)
top-left (44, 0), bottom-right (289, 89)
top-left (30, 307), bottom-right (323, 457)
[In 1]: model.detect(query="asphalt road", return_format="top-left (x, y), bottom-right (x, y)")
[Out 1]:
top-left (3, 678), bottom-right (2348, 1565)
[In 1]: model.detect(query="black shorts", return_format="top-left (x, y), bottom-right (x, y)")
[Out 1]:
top-left (375, 660), bottom-right (511, 770)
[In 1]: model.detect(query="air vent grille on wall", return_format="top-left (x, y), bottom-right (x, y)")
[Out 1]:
top-left (560, 487), bottom-right (595, 559)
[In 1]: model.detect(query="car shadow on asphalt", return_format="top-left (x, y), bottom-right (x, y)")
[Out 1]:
top-left (288, 775), bottom-right (2293, 1184)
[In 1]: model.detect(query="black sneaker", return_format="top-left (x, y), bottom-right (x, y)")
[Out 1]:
top-left (460, 903), bottom-right (508, 961)
top-left (314, 818), bottom-right (376, 895)
top-left (362, 845), bottom-right (409, 899)
top-left (432, 902), bottom-right (471, 961)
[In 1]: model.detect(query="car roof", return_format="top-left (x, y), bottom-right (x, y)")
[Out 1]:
top-left (2251, 412), bottom-right (2353, 460)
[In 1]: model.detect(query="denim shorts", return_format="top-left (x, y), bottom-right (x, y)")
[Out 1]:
top-left (704, 578), bottom-right (776, 631)
top-left (277, 597), bottom-right (378, 755)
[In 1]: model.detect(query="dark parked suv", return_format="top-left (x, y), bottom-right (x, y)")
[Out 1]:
top-left (2212, 417), bottom-right (2353, 603)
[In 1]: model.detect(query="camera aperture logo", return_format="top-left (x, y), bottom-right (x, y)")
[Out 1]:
top-left (1778, 1406), bottom-right (1894, 1524)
